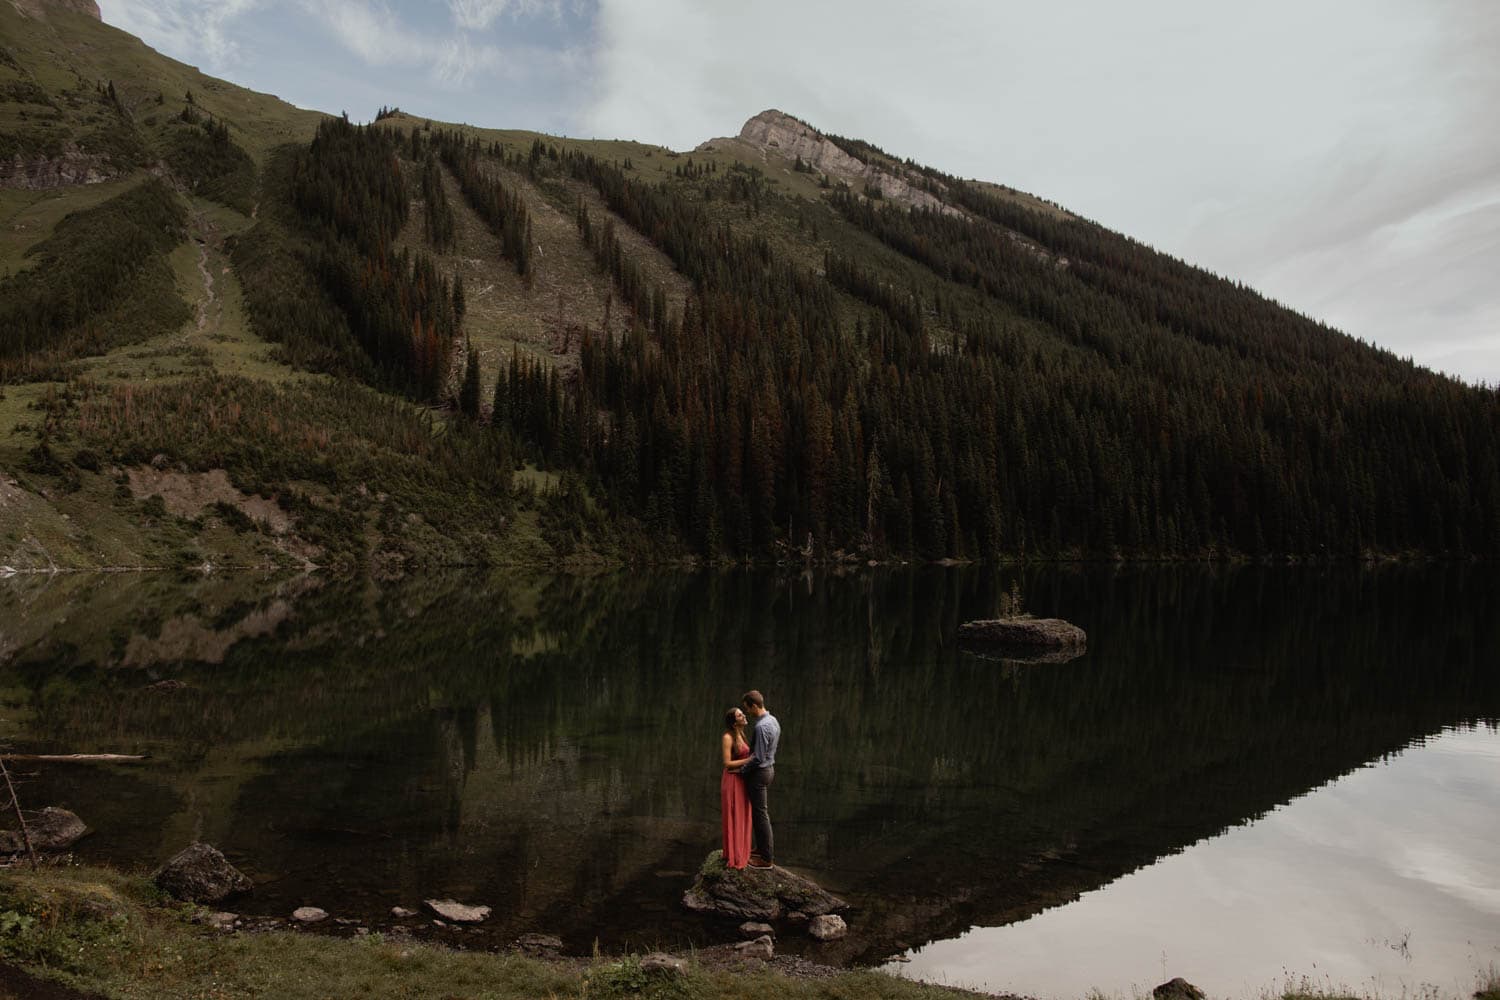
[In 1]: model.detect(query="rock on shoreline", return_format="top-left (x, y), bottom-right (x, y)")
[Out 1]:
top-left (0, 806), bottom-right (89, 854)
top-left (424, 899), bottom-right (491, 923)
top-left (153, 843), bottom-right (253, 904)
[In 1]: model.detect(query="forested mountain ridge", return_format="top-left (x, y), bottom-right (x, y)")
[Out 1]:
top-left (1, 2), bottom-right (1496, 572)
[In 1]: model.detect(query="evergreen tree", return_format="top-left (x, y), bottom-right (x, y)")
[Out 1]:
top-left (459, 345), bottom-right (482, 419)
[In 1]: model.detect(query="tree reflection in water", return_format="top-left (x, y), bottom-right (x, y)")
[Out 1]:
top-left (2, 565), bottom-right (1496, 962)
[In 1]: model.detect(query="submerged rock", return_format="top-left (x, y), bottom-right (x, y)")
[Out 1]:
top-left (734, 934), bottom-right (774, 960)
top-left (0, 806), bottom-right (88, 853)
top-left (153, 843), bottom-right (253, 904)
top-left (423, 898), bottom-right (491, 923)
top-left (958, 616), bottom-right (1086, 649)
top-left (683, 850), bottom-right (847, 922)
top-left (292, 907), bottom-right (328, 923)
top-left (390, 906), bottom-right (417, 918)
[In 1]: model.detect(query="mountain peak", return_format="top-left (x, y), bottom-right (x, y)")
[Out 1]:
top-left (736, 108), bottom-right (831, 156)
top-left (729, 108), bottom-right (958, 217)
top-left (739, 109), bottom-right (811, 136)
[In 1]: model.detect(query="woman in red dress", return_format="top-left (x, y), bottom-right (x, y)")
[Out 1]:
top-left (720, 707), bottom-right (752, 868)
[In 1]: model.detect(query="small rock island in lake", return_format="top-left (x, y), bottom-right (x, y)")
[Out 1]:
top-left (958, 615), bottom-right (1087, 664)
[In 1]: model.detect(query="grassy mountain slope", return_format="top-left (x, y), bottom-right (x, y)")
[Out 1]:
top-left (382, 111), bottom-right (693, 380)
top-left (0, 7), bottom-right (587, 571)
top-left (2, 5), bottom-right (1497, 571)
top-left (0, 0), bottom-right (320, 165)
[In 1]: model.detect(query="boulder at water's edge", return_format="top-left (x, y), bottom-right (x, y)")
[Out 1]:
top-left (424, 898), bottom-right (491, 923)
top-left (153, 843), bottom-right (253, 904)
top-left (808, 913), bottom-right (848, 941)
top-left (0, 806), bottom-right (88, 853)
top-left (683, 850), bottom-right (847, 922)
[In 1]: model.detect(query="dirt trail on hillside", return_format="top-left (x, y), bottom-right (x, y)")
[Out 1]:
top-left (189, 212), bottom-right (222, 338)
top-left (195, 238), bottom-right (215, 331)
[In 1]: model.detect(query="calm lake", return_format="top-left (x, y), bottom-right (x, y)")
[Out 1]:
top-left (1, 565), bottom-right (1497, 996)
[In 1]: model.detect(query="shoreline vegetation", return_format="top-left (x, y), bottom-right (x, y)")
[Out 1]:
top-left (0, 863), bottom-right (1495, 1000)
top-left (0, 861), bottom-right (999, 1000)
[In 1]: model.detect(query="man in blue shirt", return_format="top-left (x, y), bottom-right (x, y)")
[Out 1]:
top-left (739, 689), bottom-right (780, 869)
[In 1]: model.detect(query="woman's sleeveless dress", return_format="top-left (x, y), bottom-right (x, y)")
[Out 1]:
top-left (721, 740), bottom-right (752, 868)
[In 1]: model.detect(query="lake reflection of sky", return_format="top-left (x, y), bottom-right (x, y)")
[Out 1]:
top-left (892, 725), bottom-right (1500, 999)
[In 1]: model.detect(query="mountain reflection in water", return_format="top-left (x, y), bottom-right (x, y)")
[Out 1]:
top-left (1, 565), bottom-right (1496, 968)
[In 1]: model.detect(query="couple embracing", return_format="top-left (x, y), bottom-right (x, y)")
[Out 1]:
top-left (719, 689), bottom-right (780, 870)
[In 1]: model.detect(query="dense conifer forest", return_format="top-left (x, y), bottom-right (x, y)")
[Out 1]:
top-left (0, 178), bottom-right (188, 378)
top-left (279, 121), bottom-right (1495, 561)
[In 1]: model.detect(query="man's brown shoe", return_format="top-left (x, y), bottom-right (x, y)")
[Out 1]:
top-left (747, 855), bottom-right (773, 869)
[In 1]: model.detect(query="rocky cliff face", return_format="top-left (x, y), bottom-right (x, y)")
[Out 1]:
top-left (1, 148), bottom-right (119, 189)
top-left (708, 110), bottom-right (1067, 267)
top-left (707, 109), bottom-right (961, 217)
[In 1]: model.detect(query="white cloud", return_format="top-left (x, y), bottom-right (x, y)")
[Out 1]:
top-left (298, 0), bottom-right (527, 89)
top-left (448, 0), bottom-right (562, 31)
top-left (99, 0), bottom-right (263, 71)
top-left (102, 0), bottom-right (583, 98)
top-left (99, 0), bottom-right (597, 134)
top-left (312, 2), bottom-right (419, 67)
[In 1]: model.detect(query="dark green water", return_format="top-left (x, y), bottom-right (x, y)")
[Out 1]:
top-left (1, 565), bottom-right (1497, 966)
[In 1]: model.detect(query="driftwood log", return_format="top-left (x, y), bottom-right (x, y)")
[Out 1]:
top-left (1, 754), bottom-right (146, 764)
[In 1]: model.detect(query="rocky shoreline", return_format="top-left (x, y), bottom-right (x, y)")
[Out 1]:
top-left (0, 847), bottom-right (1245, 1000)
top-left (141, 842), bottom-right (863, 967)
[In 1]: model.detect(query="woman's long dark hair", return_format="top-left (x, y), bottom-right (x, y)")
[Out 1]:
top-left (724, 708), bottom-right (741, 733)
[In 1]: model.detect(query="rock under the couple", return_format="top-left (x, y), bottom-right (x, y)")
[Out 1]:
top-left (683, 851), bottom-right (848, 928)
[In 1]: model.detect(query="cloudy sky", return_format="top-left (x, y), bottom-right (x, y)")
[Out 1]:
top-left (98, 0), bottom-right (1500, 385)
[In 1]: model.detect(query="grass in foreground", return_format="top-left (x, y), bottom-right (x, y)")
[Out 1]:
top-left (0, 862), bottom-right (978, 1000)
top-left (1472, 964), bottom-right (1500, 1000)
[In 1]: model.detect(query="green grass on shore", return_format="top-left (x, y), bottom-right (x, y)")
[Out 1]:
top-left (0, 863), bottom-right (981, 1000)
top-left (6, 862), bottom-right (1491, 1000)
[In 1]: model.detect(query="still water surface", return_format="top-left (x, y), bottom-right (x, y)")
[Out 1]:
top-left (892, 725), bottom-right (1500, 998)
top-left (1, 565), bottom-right (1496, 993)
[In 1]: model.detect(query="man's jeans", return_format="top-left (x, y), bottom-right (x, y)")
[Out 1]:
top-left (745, 766), bottom-right (775, 862)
